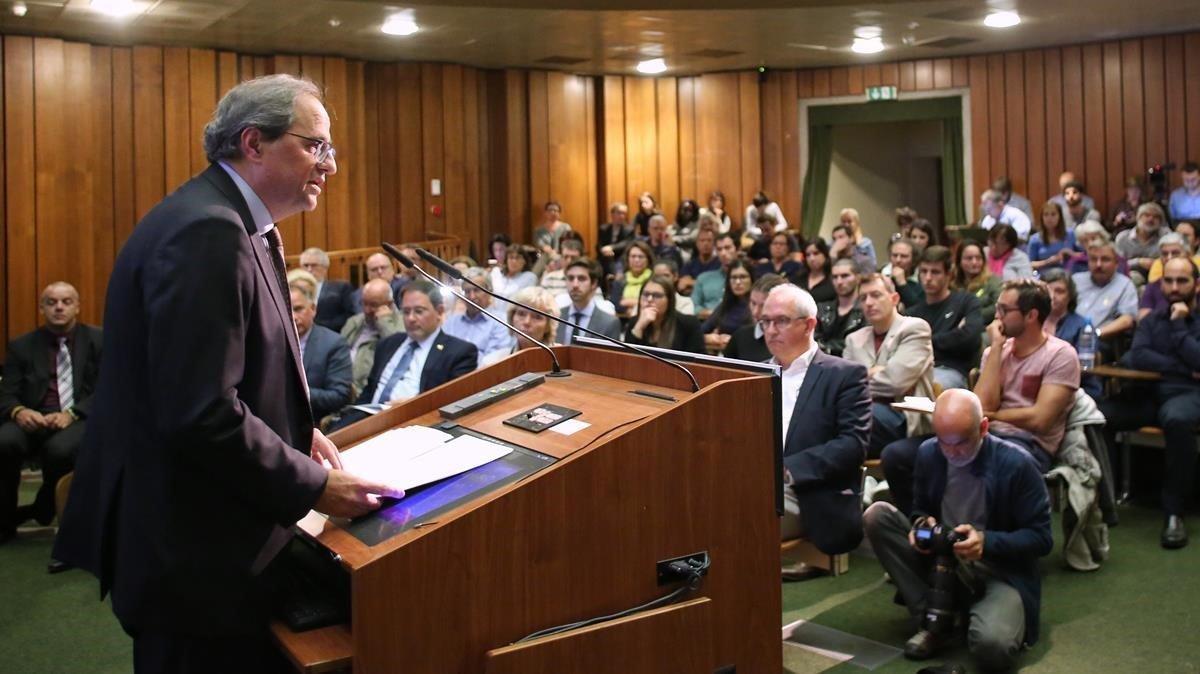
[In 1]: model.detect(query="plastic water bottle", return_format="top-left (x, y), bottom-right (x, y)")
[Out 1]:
top-left (1078, 319), bottom-right (1096, 371)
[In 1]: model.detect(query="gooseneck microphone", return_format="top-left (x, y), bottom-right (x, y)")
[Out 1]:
top-left (411, 246), bottom-right (700, 392)
top-left (381, 243), bottom-right (567, 377)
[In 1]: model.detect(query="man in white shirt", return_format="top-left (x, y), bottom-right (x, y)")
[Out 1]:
top-left (442, 267), bottom-right (515, 366)
top-left (979, 189), bottom-right (1032, 242)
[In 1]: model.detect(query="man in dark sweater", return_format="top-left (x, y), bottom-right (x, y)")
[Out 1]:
top-left (907, 246), bottom-right (982, 391)
top-left (815, 259), bottom-right (865, 357)
top-left (723, 274), bottom-right (787, 362)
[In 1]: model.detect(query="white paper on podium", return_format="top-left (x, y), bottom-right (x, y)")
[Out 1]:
top-left (339, 425), bottom-right (512, 491)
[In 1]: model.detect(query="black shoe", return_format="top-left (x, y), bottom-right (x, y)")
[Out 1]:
top-left (1162, 515), bottom-right (1188, 549)
top-left (0, 528), bottom-right (15, 545)
top-left (46, 559), bottom-right (73, 574)
top-left (15, 504), bottom-right (53, 527)
top-left (781, 562), bottom-right (826, 582)
top-left (13, 504), bottom-right (35, 526)
top-left (904, 629), bottom-right (947, 660)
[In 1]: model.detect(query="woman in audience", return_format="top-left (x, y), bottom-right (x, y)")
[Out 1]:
top-left (745, 190), bottom-right (788, 233)
top-left (608, 240), bottom-right (655, 313)
top-left (533, 201), bottom-right (573, 256)
top-left (755, 231), bottom-right (804, 279)
top-left (1109, 176), bottom-right (1147, 235)
top-left (1040, 268), bottom-right (1101, 396)
top-left (701, 260), bottom-right (755, 353)
top-left (1064, 222), bottom-right (1129, 275)
top-left (1028, 201), bottom-right (1076, 272)
top-left (491, 244), bottom-right (538, 301)
top-left (985, 223), bottom-right (1033, 280)
top-left (831, 208), bottom-right (877, 272)
top-left (480, 286), bottom-right (559, 367)
top-left (952, 240), bottom-right (1003, 321)
top-left (800, 237), bottom-right (836, 304)
top-left (624, 275), bottom-right (705, 354)
top-left (287, 268), bottom-right (319, 301)
top-left (488, 233), bottom-right (512, 267)
top-left (700, 191), bottom-right (733, 234)
top-left (907, 218), bottom-right (937, 252)
top-left (893, 206), bottom-right (918, 241)
top-left (634, 192), bottom-right (659, 237)
top-left (670, 198), bottom-right (702, 251)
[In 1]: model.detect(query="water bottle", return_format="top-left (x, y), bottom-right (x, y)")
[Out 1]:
top-left (1078, 319), bottom-right (1096, 371)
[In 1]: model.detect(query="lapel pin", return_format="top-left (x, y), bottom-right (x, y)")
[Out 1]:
top-left (436, 343), bottom-right (444, 351)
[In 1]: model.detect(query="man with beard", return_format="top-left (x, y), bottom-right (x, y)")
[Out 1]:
top-left (1100, 257), bottom-right (1200, 549)
top-left (1058, 181), bottom-right (1102, 229)
top-left (1073, 240), bottom-right (1139, 356)
top-left (814, 259), bottom-right (865, 358)
top-left (1114, 202), bottom-right (1172, 284)
top-left (341, 278), bottom-right (405, 391)
top-left (557, 258), bottom-right (622, 343)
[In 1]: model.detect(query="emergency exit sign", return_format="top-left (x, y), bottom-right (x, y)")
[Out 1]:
top-left (867, 85), bottom-right (898, 101)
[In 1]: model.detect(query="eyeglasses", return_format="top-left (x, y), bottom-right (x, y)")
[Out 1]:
top-left (286, 132), bottom-right (336, 165)
top-left (994, 304), bottom-right (1023, 316)
top-left (758, 315), bottom-right (803, 331)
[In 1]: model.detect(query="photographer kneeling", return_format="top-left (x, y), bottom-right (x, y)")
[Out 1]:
top-left (864, 389), bottom-right (1052, 671)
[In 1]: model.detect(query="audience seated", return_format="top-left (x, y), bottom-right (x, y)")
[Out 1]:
top-left (1168, 161), bottom-right (1200, 222)
top-left (1100, 256), bottom-right (1200, 549)
top-left (669, 198), bottom-right (701, 253)
top-left (764, 284), bottom-right (869, 565)
top-left (557, 258), bottom-right (623, 344)
top-left (441, 267), bottom-right (516, 367)
top-left (693, 233), bottom-right (739, 318)
top-left (832, 208), bottom-right (878, 272)
top-left (881, 237), bottom-right (924, 309)
top-left (330, 281), bottom-right (477, 430)
top-left (480, 287), bottom-right (560, 367)
top-left (744, 190), bottom-right (788, 235)
top-left (623, 276), bottom-right (705, 354)
top-left (699, 190), bottom-right (734, 234)
top-left (993, 175), bottom-right (1034, 221)
top-left (864, 389), bottom-right (1052, 670)
top-left (907, 246), bottom-right (983, 391)
top-left (487, 233), bottom-right (512, 267)
top-left (0, 283), bottom-right (101, 545)
top-left (290, 286), bottom-right (352, 421)
top-left (1058, 180), bottom-right (1103, 229)
top-left (843, 273), bottom-right (935, 458)
top-left (985, 224), bottom-right (1033, 281)
top-left (1064, 221), bottom-right (1128, 276)
top-left (723, 274), bottom-right (788, 362)
top-left (1110, 176), bottom-right (1148, 235)
top-left (1073, 239), bottom-right (1138, 357)
top-left (1039, 269), bottom-right (1092, 378)
top-left (908, 218), bottom-right (936, 252)
top-left (679, 225), bottom-right (721, 296)
top-left (892, 206), bottom-right (918, 242)
top-left (300, 247), bottom-right (356, 333)
top-left (800, 237), bottom-right (837, 304)
top-left (537, 238), bottom-right (584, 299)
top-left (645, 214), bottom-right (683, 270)
top-left (743, 213), bottom-right (778, 261)
top-left (609, 240), bottom-right (655, 314)
top-left (1028, 201), bottom-right (1076, 273)
top-left (351, 252), bottom-right (406, 311)
top-left (1146, 224), bottom-right (1200, 283)
top-left (701, 260), bottom-right (754, 353)
top-left (652, 260), bottom-right (695, 315)
top-left (340, 278), bottom-right (405, 393)
top-left (532, 200), bottom-right (573, 256)
top-left (491, 245), bottom-right (539, 310)
top-left (597, 201), bottom-right (637, 279)
top-left (979, 188), bottom-right (1032, 242)
top-left (1138, 233), bottom-right (1191, 319)
top-left (953, 241), bottom-right (1003, 322)
top-left (1114, 202), bottom-right (1171, 284)
top-left (814, 259), bottom-right (865, 358)
top-left (755, 231), bottom-right (803, 279)
top-left (1050, 170), bottom-right (1097, 214)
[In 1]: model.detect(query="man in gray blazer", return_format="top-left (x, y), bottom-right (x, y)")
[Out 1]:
top-left (557, 258), bottom-right (622, 344)
top-left (843, 273), bottom-right (936, 457)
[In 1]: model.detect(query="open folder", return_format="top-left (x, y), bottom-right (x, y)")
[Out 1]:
top-left (338, 425), bottom-right (512, 492)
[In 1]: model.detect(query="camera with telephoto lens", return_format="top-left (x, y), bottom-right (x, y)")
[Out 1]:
top-left (913, 522), bottom-right (966, 637)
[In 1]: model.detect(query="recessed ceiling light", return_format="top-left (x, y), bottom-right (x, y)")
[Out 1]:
top-left (636, 58), bottom-right (667, 75)
top-left (984, 11), bottom-right (1021, 28)
top-left (91, 0), bottom-right (140, 18)
top-left (13, 2), bottom-right (27, 17)
top-left (382, 11), bottom-right (419, 36)
top-left (328, 17), bottom-right (341, 28)
top-left (852, 37), bottom-right (885, 54)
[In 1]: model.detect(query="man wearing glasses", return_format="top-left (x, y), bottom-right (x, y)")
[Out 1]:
top-left (55, 75), bottom-right (405, 671)
top-left (762, 284), bottom-right (870, 577)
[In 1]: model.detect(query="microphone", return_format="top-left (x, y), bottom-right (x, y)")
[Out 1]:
top-left (412, 246), bottom-right (700, 392)
top-left (380, 243), bottom-right (567, 377)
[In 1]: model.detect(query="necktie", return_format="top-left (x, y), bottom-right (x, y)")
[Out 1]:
top-left (376, 341), bottom-right (420, 403)
top-left (570, 311), bottom-right (584, 343)
top-left (56, 337), bottom-right (74, 412)
top-left (262, 227), bottom-right (289, 297)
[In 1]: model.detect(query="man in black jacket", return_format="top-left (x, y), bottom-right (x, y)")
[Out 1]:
top-left (301, 246), bottom-right (356, 333)
top-left (0, 282), bottom-right (101, 541)
top-left (815, 259), bottom-right (865, 357)
top-left (723, 274), bottom-right (787, 362)
top-left (906, 246), bottom-right (983, 390)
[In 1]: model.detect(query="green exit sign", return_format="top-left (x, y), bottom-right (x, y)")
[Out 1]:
top-left (866, 85), bottom-right (898, 101)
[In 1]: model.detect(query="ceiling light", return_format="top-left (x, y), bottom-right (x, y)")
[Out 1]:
top-left (636, 58), bottom-right (667, 74)
top-left (91, 0), bottom-right (140, 18)
top-left (852, 37), bottom-right (885, 54)
top-left (382, 12), bottom-right (419, 36)
top-left (984, 11), bottom-right (1021, 28)
top-left (13, 2), bottom-right (27, 17)
top-left (328, 17), bottom-right (341, 28)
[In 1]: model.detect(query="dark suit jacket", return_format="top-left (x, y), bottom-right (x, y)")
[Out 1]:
top-left (556, 304), bottom-right (622, 343)
top-left (54, 164), bottom-right (328, 637)
top-left (722, 324), bottom-right (770, 363)
top-left (783, 350), bottom-right (871, 555)
top-left (356, 329), bottom-right (477, 404)
top-left (316, 280), bottom-right (356, 333)
top-left (302, 325), bottom-right (353, 420)
top-left (0, 324), bottom-right (103, 419)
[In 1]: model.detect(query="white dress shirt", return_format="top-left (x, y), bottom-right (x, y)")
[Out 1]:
top-left (775, 340), bottom-right (820, 441)
top-left (217, 161), bottom-right (275, 239)
top-left (371, 329), bottom-right (441, 403)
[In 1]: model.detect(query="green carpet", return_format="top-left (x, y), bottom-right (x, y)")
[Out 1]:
top-left (3, 475), bottom-right (1197, 673)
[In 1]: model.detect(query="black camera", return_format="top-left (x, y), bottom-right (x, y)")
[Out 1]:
top-left (1147, 162), bottom-right (1176, 204)
top-left (913, 522), bottom-right (966, 636)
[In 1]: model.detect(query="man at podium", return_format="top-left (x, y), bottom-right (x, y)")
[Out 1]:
top-left (54, 75), bottom-right (404, 672)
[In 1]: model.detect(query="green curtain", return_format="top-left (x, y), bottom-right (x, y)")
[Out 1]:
top-left (801, 125), bottom-right (833, 240)
top-left (800, 96), bottom-right (966, 238)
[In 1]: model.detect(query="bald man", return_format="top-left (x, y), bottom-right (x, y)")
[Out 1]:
top-left (863, 390), bottom-right (1052, 670)
top-left (0, 283), bottom-right (103, 547)
top-left (340, 278), bottom-right (405, 392)
top-left (351, 252), bottom-right (407, 311)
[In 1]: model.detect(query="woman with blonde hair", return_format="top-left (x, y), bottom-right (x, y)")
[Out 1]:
top-left (480, 286), bottom-right (560, 367)
top-left (831, 207), bottom-right (878, 272)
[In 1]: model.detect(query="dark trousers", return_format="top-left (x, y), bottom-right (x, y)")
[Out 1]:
top-left (870, 402), bottom-right (908, 460)
top-left (0, 419), bottom-right (86, 529)
top-left (1100, 383), bottom-right (1200, 516)
top-left (128, 627), bottom-right (292, 674)
top-left (881, 435), bottom-right (930, 516)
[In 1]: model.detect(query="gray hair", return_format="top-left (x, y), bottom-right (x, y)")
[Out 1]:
top-left (980, 189), bottom-right (1002, 204)
top-left (1159, 232), bottom-right (1186, 249)
top-left (463, 266), bottom-right (493, 291)
top-left (649, 213), bottom-right (668, 227)
top-left (1074, 220), bottom-right (1108, 241)
top-left (202, 74), bottom-right (323, 163)
top-left (1086, 238), bottom-right (1117, 256)
top-left (767, 284), bottom-right (817, 319)
top-left (1136, 201), bottom-right (1167, 222)
top-left (300, 247), bottom-right (330, 268)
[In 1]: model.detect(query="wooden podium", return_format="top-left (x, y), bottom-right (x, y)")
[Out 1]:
top-left (272, 345), bottom-right (782, 673)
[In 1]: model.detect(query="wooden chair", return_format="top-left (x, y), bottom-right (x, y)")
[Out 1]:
top-left (55, 471), bottom-right (73, 522)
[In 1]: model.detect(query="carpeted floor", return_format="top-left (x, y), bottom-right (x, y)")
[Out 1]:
top-left (3, 477), bottom-right (1197, 673)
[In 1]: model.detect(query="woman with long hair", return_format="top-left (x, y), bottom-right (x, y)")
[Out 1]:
top-left (755, 231), bottom-right (804, 279)
top-left (670, 198), bottom-right (702, 251)
top-left (608, 240), bottom-right (655, 312)
top-left (701, 260), bottom-right (755, 352)
top-left (907, 218), bottom-right (937, 252)
top-left (700, 190), bottom-right (733, 233)
top-left (490, 244), bottom-right (538, 305)
top-left (952, 240), bottom-right (1003, 321)
top-left (800, 237), bottom-right (836, 303)
top-left (1028, 201), bottom-right (1076, 272)
top-left (480, 286), bottom-right (560, 367)
top-left (634, 192), bottom-right (659, 237)
top-left (623, 275), bottom-right (705, 353)
top-left (831, 208), bottom-right (877, 272)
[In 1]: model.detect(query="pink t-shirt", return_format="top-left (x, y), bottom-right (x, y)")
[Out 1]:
top-left (982, 335), bottom-right (1080, 453)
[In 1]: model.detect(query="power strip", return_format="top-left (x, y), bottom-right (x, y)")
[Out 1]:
top-left (438, 372), bottom-right (546, 419)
